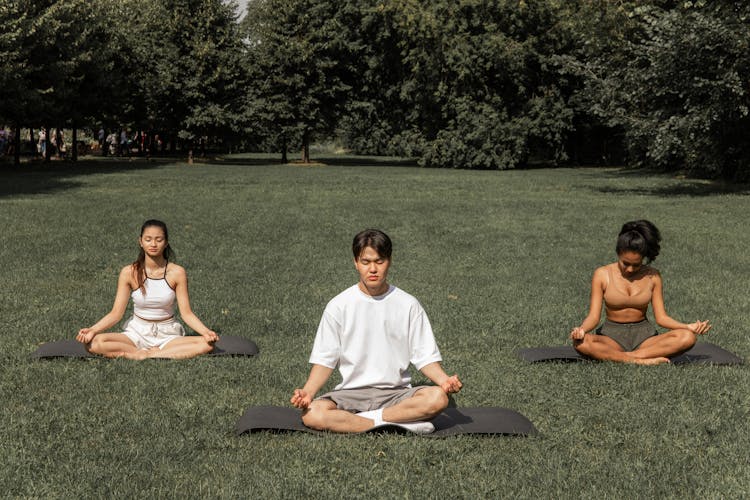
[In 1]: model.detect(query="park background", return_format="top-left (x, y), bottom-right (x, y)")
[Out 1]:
top-left (1, 1), bottom-right (749, 498)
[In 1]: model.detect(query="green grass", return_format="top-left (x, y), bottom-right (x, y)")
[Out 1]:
top-left (1, 156), bottom-right (748, 498)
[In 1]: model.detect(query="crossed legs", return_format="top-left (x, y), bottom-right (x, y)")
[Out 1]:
top-left (88, 333), bottom-right (213, 360)
top-left (301, 386), bottom-right (448, 433)
top-left (574, 329), bottom-right (696, 365)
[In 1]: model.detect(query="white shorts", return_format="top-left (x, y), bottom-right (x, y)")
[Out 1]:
top-left (122, 316), bottom-right (185, 350)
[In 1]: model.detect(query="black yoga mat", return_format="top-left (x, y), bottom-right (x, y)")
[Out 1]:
top-left (236, 406), bottom-right (537, 437)
top-left (29, 335), bottom-right (259, 358)
top-left (516, 342), bottom-right (742, 365)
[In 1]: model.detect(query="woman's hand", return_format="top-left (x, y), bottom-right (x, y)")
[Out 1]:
top-left (76, 328), bottom-right (96, 344)
top-left (201, 329), bottom-right (219, 343)
top-left (687, 320), bottom-right (711, 335)
top-left (570, 326), bottom-right (586, 341)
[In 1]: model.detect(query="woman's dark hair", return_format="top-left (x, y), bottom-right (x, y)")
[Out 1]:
top-left (616, 220), bottom-right (661, 263)
top-left (352, 229), bottom-right (392, 260)
top-left (132, 219), bottom-right (173, 292)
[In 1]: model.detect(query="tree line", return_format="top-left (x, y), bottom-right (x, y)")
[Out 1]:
top-left (1, 0), bottom-right (748, 178)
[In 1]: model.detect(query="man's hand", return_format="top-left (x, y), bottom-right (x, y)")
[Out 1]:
top-left (290, 389), bottom-right (312, 409)
top-left (440, 374), bottom-right (462, 394)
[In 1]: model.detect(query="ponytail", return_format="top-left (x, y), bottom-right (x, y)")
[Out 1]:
top-left (616, 220), bottom-right (661, 263)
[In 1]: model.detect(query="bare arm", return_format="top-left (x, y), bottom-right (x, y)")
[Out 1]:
top-left (172, 265), bottom-right (218, 342)
top-left (651, 272), bottom-right (711, 334)
top-left (76, 266), bottom-right (133, 343)
top-left (291, 364), bottom-right (334, 409)
top-left (419, 361), bottom-right (462, 394)
top-left (570, 267), bottom-right (606, 340)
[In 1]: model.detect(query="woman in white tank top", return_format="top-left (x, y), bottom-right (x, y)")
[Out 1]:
top-left (75, 220), bottom-right (219, 359)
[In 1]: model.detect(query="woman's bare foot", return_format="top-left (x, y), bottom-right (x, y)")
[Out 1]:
top-left (628, 356), bottom-right (670, 365)
top-left (121, 349), bottom-right (151, 360)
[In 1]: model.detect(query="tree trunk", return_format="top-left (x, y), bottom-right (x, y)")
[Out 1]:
top-left (301, 129), bottom-right (310, 163)
top-left (188, 140), bottom-right (193, 164)
top-left (72, 126), bottom-right (78, 162)
top-left (44, 126), bottom-right (51, 163)
top-left (14, 125), bottom-right (21, 166)
top-left (281, 134), bottom-right (288, 163)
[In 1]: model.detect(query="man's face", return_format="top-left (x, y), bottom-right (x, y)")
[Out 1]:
top-left (354, 246), bottom-right (391, 295)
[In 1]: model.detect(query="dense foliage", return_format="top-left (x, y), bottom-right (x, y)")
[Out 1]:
top-left (1, 0), bottom-right (748, 177)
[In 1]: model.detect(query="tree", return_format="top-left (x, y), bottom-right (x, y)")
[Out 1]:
top-left (560, 1), bottom-right (750, 178)
top-left (243, 0), bottom-right (356, 162)
top-left (339, 0), bottom-right (577, 169)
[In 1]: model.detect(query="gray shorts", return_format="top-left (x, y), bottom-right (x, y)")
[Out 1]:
top-left (316, 386), bottom-right (425, 412)
top-left (597, 319), bottom-right (657, 352)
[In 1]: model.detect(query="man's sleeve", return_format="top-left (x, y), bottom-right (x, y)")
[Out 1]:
top-left (409, 305), bottom-right (442, 370)
top-left (308, 308), bottom-right (341, 369)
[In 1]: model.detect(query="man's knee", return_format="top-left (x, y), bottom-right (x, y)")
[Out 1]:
top-left (417, 387), bottom-right (449, 416)
top-left (301, 402), bottom-right (334, 431)
top-left (300, 410), bottom-right (322, 430)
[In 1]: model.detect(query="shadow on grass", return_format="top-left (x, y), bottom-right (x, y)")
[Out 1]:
top-left (0, 158), bottom-right (165, 198)
top-left (203, 154), bottom-right (419, 168)
top-left (583, 167), bottom-right (750, 197)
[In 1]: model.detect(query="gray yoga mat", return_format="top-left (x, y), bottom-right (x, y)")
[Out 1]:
top-left (516, 342), bottom-right (742, 365)
top-left (29, 335), bottom-right (259, 358)
top-left (236, 406), bottom-right (537, 437)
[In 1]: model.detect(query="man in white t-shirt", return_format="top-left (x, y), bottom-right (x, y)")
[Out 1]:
top-left (291, 229), bottom-right (462, 433)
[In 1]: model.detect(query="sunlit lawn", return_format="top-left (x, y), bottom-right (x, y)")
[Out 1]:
top-left (1, 156), bottom-right (748, 498)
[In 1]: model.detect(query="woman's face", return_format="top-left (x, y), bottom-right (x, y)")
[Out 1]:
top-left (617, 250), bottom-right (643, 278)
top-left (139, 226), bottom-right (168, 258)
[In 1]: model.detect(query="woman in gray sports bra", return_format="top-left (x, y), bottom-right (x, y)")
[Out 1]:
top-left (75, 220), bottom-right (219, 359)
top-left (569, 220), bottom-right (711, 365)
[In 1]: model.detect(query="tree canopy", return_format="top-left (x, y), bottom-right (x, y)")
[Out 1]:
top-left (1, 0), bottom-right (748, 178)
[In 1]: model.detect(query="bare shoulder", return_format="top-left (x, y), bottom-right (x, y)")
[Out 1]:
top-left (118, 264), bottom-right (136, 280)
top-left (167, 262), bottom-right (187, 281)
top-left (592, 265), bottom-right (610, 281)
top-left (594, 264), bottom-right (611, 275)
top-left (644, 265), bottom-right (661, 281)
top-left (118, 264), bottom-right (137, 289)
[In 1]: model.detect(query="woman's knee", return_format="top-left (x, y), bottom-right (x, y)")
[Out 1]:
top-left (88, 335), bottom-right (106, 354)
top-left (672, 329), bottom-right (697, 349)
top-left (573, 334), bottom-right (596, 356)
top-left (196, 339), bottom-right (214, 355)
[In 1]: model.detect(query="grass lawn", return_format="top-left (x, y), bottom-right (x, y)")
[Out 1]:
top-left (1, 155), bottom-right (748, 498)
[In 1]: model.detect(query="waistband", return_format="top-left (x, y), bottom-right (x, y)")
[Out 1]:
top-left (603, 319), bottom-right (650, 327)
top-left (133, 314), bottom-right (175, 323)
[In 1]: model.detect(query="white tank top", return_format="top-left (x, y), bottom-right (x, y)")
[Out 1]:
top-left (131, 266), bottom-right (176, 320)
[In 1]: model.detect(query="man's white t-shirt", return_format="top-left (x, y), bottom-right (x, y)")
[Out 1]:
top-left (309, 284), bottom-right (442, 390)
